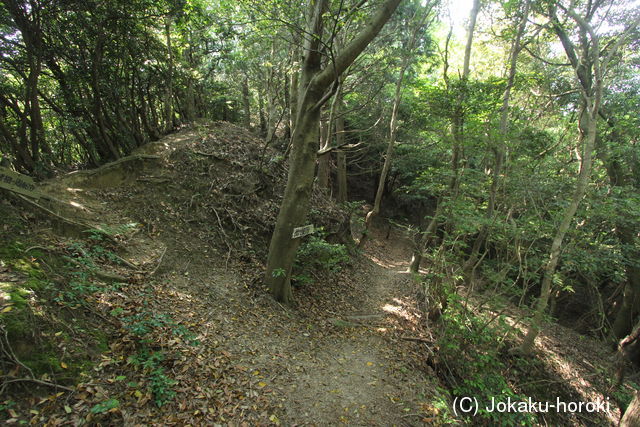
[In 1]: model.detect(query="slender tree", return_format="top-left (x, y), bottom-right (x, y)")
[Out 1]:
top-left (409, 0), bottom-right (480, 272)
top-left (518, 1), bottom-right (639, 354)
top-left (265, 0), bottom-right (403, 304)
top-left (360, 2), bottom-right (435, 248)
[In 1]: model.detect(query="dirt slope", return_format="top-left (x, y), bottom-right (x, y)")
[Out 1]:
top-left (15, 123), bottom-right (440, 425)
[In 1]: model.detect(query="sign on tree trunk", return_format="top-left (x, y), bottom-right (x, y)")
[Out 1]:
top-left (292, 225), bottom-right (314, 239)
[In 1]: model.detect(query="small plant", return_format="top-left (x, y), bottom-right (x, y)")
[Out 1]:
top-left (129, 348), bottom-right (177, 407)
top-left (121, 311), bottom-right (199, 345)
top-left (53, 270), bottom-right (99, 307)
top-left (90, 398), bottom-right (120, 414)
top-left (292, 229), bottom-right (350, 285)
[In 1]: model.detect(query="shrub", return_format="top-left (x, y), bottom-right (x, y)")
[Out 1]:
top-left (293, 229), bottom-right (350, 285)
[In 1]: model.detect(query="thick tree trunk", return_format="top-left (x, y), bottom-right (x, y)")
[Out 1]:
top-left (264, 0), bottom-right (403, 304)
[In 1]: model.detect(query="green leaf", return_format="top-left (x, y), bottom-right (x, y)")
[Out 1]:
top-left (90, 398), bottom-right (119, 414)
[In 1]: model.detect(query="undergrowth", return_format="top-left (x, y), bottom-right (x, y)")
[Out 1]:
top-left (436, 293), bottom-right (536, 426)
top-left (291, 228), bottom-right (350, 286)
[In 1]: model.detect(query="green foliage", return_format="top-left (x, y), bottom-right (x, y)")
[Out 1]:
top-left (129, 348), bottom-right (177, 407)
top-left (612, 381), bottom-right (639, 409)
top-left (0, 400), bottom-right (16, 413)
top-left (271, 268), bottom-right (285, 278)
top-left (121, 311), bottom-right (199, 346)
top-left (292, 229), bottom-right (350, 286)
top-left (438, 294), bottom-right (535, 426)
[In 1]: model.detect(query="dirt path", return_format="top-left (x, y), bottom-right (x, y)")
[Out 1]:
top-left (166, 221), bottom-right (440, 425)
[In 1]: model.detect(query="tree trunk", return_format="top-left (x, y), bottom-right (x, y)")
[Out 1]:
top-left (90, 36), bottom-right (120, 160)
top-left (612, 225), bottom-right (640, 338)
top-left (317, 118), bottom-right (330, 189)
top-left (620, 391), bottom-right (640, 427)
top-left (361, 4), bottom-right (434, 247)
top-left (264, 0), bottom-right (403, 304)
top-left (242, 75), bottom-right (251, 129)
top-left (289, 53), bottom-right (299, 134)
top-left (409, 200), bottom-right (442, 273)
top-left (317, 83), bottom-right (342, 191)
top-left (360, 59), bottom-right (409, 248)
top-left (597, 112), bottom-right (640, 338)
top-left (409, 0), bottom-right (478, 270)
top-left (258, 90), bottom-right (267, 137)
top-left (519, 103), bottom-right (598, 353)
top-left (265, 42), bottom-right (278, 144)
top-left (333, 83), bottom-right (348, 203)
top-left (163, 15), bottom-right (174, 132)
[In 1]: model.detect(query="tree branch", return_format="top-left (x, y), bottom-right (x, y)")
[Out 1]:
top-left (312, 0), bottom-right (402, 92)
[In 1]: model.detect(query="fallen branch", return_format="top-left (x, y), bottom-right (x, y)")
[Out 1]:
top-left (1, 376), bottom-right (74, 393)
top-left (111, 253), bottom-right (140, 271)
top-left (14, 194), bottom-right (92, 231)
top-left (65, 257), bottom-right (128, 282)
top-left (149, 246), bottom-right (168, 276)
top-left (400, 336), bottom-right (433, 344)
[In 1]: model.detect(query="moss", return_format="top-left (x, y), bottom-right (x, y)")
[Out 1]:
top-left (92, 329), bottom-right (110, 352)
top-left (2, 309), bottom-right (30, 338)
top-left (0, 237), bottom-right (105, 386)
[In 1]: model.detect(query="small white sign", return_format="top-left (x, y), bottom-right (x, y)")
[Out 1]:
top-left (292, 224), bottom-right (314, 239)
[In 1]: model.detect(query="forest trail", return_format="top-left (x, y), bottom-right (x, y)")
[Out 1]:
top-left (28, 124), bottom-right (441, 424)
top-left (153, 216), bottom-right (441, 425)
top-left (15, 124), bottom-right (626, 425)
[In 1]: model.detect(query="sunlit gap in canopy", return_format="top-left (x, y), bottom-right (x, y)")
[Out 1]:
top-left (442, 0), bottom-right (474, 39)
